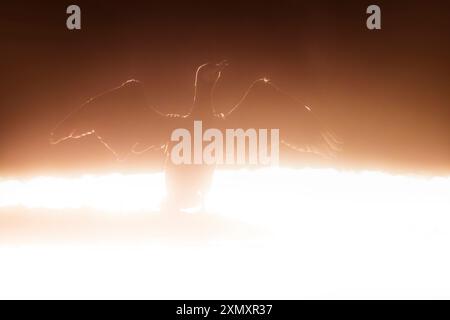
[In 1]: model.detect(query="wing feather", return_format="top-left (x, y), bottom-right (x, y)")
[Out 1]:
top-left (222, 79), bottom-right (342, 159)
top-left (51, 80), bottom-right (175, 160)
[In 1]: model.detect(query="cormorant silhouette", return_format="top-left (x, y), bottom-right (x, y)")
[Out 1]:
top-left (51, 61), bottom-right (341, 210)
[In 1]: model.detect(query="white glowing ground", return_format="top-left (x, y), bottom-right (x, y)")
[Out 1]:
top-left (0, 168), bottom-right (448, 218)
top-left (0, 168), bottom-right (449, 299)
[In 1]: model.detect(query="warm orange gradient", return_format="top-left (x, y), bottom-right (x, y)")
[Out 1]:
top-left (1, 1), bottom-right (449, 177)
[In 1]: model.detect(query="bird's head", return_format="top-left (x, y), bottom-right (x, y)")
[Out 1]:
top-left (195, 60), bottom-right (228, 89)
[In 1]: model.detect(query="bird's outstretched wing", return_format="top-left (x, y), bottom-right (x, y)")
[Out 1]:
top-left (51, 80), bottom-right (181, 160)
top-left (222, 79), bottom-right (342, 158)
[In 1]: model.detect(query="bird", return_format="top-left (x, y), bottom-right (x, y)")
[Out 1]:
top-left (50, 61), bottom-right (342, 210)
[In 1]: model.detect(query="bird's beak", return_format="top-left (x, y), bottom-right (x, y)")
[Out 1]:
top-left (216, 60), bottom-right (229, 71)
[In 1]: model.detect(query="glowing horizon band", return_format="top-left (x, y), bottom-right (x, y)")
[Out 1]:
top-left (0, 169), bottom-right (448, 222)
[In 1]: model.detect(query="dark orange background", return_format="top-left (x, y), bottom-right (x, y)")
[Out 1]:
top-left (1, 0), bottom-right (449, 176)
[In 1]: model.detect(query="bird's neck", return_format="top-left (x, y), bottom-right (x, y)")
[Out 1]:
top-left (192, 85), bottom-right (214, 117)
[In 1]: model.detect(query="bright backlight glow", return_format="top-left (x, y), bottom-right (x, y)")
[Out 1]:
top-left (0, 169), bottom-right (448, 219)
